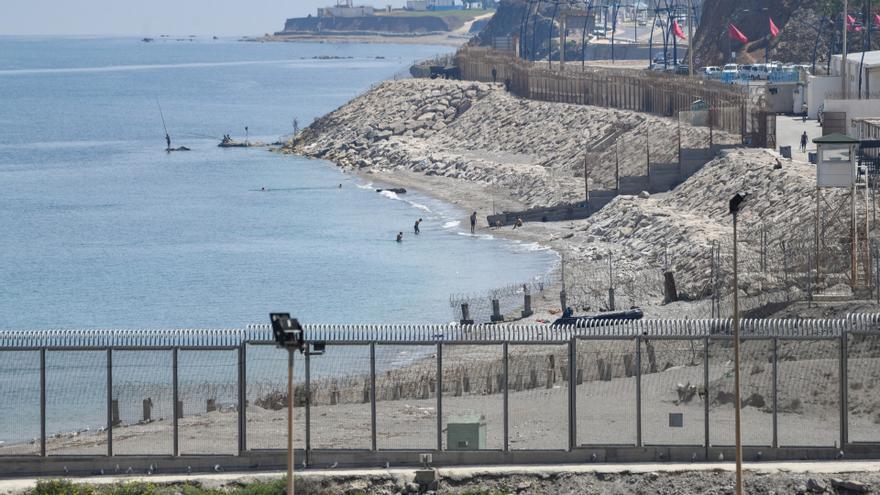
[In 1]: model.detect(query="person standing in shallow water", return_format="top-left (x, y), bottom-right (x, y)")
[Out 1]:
top-left (396, 232), bottom-right (403, 242)
top-left (470, 211), bottom-right (477, 234)
top-left (414, 218), bottom-right (422, 235)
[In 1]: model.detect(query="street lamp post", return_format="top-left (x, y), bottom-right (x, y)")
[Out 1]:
top-left (271, 313), bottom-right (326, 495)
top-left (729, 192), bottom-right (751, 495)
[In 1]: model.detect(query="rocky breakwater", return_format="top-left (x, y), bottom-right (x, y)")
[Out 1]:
top-left (555, 148), bottom-right (850, 316)
top-left (288, 78), bottom-right (830, 318)
top-left (289, 78), bottom-right (728, 209)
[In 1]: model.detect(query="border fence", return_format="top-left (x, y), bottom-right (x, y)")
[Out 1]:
top-left (454, 46), bottom-right (776, 149)
top-left (2, 316), bottom-right (880, 476)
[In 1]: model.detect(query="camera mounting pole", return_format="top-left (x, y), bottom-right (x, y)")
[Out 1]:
top-left (270, 313), bottom-right (326, 495)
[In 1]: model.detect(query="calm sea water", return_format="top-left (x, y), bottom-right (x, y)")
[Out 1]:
top-left (0, 36), bottom-right (557, 331)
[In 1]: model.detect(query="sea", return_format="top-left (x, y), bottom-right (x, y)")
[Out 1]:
top-left (0, 36), bottom-right (558, 445)
top-left (0, 36), bottom-right (557, 331)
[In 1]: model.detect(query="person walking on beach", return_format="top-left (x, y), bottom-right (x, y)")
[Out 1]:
top-left (396, 232), bottom-right (403, 243)
top-left (414, 218), bottom-right (422, 235)
top-left (512, 217), bottom-right (523, 230)
top-left (470, 211), bottom-right (477, 234)
top-left (800, 131), bottom-right (808, 153)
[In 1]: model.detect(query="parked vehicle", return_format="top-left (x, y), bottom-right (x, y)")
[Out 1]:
top-left (675, 64), bottom-right (690, 75)
top-left (701, 66), bottom-right (721, 77)
top-left (652, 52), bottom-right (671, 64)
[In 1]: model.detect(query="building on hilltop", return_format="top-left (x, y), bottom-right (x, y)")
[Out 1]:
top-left (318, 0), bottom-right (375, 17)
top-left (406, 0), bottom-right (457, 11)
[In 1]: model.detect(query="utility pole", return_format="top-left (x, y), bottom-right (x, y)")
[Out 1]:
top-left (842, 0), bottom-right (849, 99)
top-left (287, 348), bottom-right (295, 495)
top-left (732, 208), bottom-right (743, 495)
top-left (584, 151), bottom-right (590, 206)
top-left (687, 0), bottom-right (694, 77)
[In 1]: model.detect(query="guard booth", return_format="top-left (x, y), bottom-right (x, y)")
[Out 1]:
top-left (689, 99), bottom-right (709, 127)
top-left (813, 133), bottom-right (872, 293)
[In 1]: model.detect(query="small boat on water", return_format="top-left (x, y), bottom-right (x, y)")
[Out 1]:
top-left (218, 136), bottom-right (264, 148)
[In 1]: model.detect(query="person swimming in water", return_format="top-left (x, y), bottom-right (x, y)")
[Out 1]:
top-left (414, 218), bottom-right (422, 235)
top-left (396, 232), bottom-right (403, 242)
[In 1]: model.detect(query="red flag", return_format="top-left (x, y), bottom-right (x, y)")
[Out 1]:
top-left (769, 17), bottom-right (780, 38)
top-left (728, 23), bottom-right (749, 44)
top-left (847, 14), bottom-right (862, 32)
top-left (672, 20), bottom-right (687, 40)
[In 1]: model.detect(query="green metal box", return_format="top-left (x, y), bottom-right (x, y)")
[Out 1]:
top-left (446, 414), bottom-right (486, 450)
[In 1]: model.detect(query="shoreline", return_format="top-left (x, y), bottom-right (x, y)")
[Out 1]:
top-left (353, 167), bottom-right (566, 323)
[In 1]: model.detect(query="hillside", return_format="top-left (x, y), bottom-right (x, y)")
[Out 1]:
top-left (693, 0), bottom-right (880, 67)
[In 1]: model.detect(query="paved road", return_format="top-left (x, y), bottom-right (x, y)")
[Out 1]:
top-left (2, 461), bottom-right (880, 492)
top-left (776, 114), bottom-right (823, 163)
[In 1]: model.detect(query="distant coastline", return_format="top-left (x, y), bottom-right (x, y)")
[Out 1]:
top-left (248, 32), bottom-right (471, 47)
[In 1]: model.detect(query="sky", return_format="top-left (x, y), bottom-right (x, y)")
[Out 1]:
top-left (1, 0), bottom-right (410, 36)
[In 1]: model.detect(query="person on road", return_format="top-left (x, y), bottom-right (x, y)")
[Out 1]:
top-left (414, 218), bottom-right (422, 235)
top-left (800, 131), bottom-right (808, 153)
top-left (470, 211), bottom-right (477, 234)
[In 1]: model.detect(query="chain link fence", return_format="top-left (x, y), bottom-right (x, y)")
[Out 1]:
top-left (1, 319), bottom-right (880, 473)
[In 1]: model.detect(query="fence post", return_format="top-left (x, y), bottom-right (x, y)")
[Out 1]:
top-left (436, 342), bottom-right (443, 451)
top-left (172, 347), bottom-right (179, 457)
top-left (772, 338), bottom-right (778, 449)
top-left (703, 337), bottom-right (710, 458)
top-left (238, 344), bottom-right (247, 455)
top-left (305, 350), bottom-right (311, 467)
top-left (40, 348), bottom-right (46, 457)
top-left (840, 331), bottom-right (849, 450)
top-left (370, 342), bottom-right (377, 452)
top-left (107, 348), bottom-right (113, 457)
top-left (568, 338), bottom-right (577, 451)
top-left (503, 341), bottom-right (509, 452)
top-left (635, 336), bottom-right (642, 447)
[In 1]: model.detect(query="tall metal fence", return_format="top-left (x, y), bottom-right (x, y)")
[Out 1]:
top-left (454, 46), bottom-right (776, 148)
top-left (2, 317), bottom-right (880, 476)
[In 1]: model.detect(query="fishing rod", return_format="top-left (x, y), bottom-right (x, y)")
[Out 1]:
top-left (156, 99), bottom-right (169, 136)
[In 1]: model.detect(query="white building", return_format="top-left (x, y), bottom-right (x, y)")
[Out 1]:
top-left (317, 2), bottom-right (375, 17)
top-left (804, 50), bottom-right (880, 136)
top-left (831, 50), bottom-right (880, 99)
top-left (407, 0), bottom-right (456, 10)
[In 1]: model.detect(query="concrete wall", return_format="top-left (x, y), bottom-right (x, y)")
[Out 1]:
top-left (806, 75), bottom-right (841, 119)
top-left (765, 82), bottom-right (797, 114)
top-left (823, 99), bottom-right (880, 137)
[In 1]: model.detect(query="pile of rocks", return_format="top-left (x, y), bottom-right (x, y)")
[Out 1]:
top-left (290, 78), bottom-right (729, 209)
top-left (290, 78), bottom-right (847, 317)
